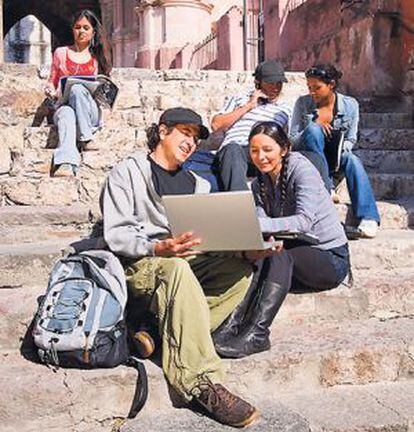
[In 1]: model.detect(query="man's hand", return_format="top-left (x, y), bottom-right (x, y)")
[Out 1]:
top-left (248, 89), bottom-right (268, 109)
top-left (154, 231), bottom-right (202, 257)
top-left (211, 89), bottom-right (266, 132)
top-left (242, 238), bottom-right (284, 262)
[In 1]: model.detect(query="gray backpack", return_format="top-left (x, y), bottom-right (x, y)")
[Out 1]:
top-left (32, 250), bottom-right (147, 417)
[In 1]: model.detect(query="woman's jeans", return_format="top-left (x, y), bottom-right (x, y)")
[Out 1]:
top-left (297, 123), bottom-right (380, 223)
top-left (53, 84), bottom-right (100, 167)
top-left (267, 243), bottom-right (350, 294)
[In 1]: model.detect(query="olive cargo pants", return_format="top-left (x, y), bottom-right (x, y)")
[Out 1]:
top-left (125, 254), bottom-right (252, 400)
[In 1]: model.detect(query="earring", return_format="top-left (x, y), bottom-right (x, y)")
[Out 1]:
top-left (90, 33), bottom-right (96, 49)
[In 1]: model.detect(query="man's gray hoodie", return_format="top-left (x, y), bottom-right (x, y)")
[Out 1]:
top-left (101, 149), bottom-right (210, 258)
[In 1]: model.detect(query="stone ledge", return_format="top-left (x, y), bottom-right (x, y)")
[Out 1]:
top-left (122, 381), bottom-right (414, 432)
top-left (358, 128), bottom-right (414, 151)
top-left (1, 317), bottom-right (413, 431)
top-left (354, 149), bottom-right (414, 174)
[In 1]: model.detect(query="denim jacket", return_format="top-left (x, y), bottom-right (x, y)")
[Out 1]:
top-left (290, 93), bottom-right (359, 152)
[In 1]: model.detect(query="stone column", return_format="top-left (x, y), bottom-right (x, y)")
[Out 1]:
top-left (0, 0), bottom-right (4, 63)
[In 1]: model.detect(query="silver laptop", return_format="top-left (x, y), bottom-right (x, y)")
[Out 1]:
top-left (162, 191), bottom-right (276, 251)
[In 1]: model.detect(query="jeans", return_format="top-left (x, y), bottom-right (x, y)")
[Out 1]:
top-left (297, 123), bottom-right (380, 223)
top-left (216, 143), bottom-right (257, 191)
top-left (265, 243), bottom-right (350, 294)
top-left (53, 84), bottom-right (100, 167)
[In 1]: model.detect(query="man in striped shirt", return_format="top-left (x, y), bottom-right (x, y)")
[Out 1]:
top-left (211, 59), bottom-right (292, 191)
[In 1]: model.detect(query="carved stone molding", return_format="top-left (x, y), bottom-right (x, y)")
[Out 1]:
top-left (135, 0), bottom-right (213, 13)
top-left (135, 0), bottom-right (162, 13)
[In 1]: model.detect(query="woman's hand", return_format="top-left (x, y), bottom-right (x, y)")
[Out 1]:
top-left (154, 231), bottom-right (202, 257)
top-left (320, 122), bottom-right (333, 137)
top-left (44, 82), bottom-right (57, 99)
top-left (242, 238), bottom-right (284, 262)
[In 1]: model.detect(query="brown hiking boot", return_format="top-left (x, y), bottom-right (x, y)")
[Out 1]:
top-left (193, 380), bottom-right (259, 427)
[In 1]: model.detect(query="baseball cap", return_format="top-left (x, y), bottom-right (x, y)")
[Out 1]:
top-left (159, 107), bottom-right (210, 140)
top-left (253, 59), bottom-right (288, 83)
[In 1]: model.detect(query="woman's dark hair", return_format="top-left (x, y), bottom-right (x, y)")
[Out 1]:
top-left (72, 9), bottom-right (112, 76)
top-left (146, 123), bottom-right (175, 151)
top-left (248, 121), bottom-right (292, 217)
top-left (305, 63), bottom-right (342, 89)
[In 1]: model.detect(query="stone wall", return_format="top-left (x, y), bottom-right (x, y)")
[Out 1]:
top-left (264, 0), bottom-right (413, 98)
top-left (0, 64), bottom-right (307, 206)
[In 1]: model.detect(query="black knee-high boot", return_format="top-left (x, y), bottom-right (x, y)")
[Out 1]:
top-left (215, 251), bottom-right (293, 359)
top-left (215, 279), bottom-right (289, 358)
top-left (212, 259), bottom-right (269, 347)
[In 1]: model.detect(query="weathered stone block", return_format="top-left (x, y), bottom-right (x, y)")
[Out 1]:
top-left (2, 178), bottom-right (79, 206)
top-left (359, 128), bottom-right (414, 150)
top-left (355, 149), bottom-right (414, 174)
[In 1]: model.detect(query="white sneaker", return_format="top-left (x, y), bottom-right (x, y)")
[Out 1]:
top-left (357, 219), bottom-right (378, 238)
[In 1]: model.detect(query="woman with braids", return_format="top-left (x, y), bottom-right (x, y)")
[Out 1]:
top-left (44, 9), bottom-right (112, 177)
top-left (290, 63), bottom-right (380, 238)
top-left (213, 121), bottom-right (350, 359)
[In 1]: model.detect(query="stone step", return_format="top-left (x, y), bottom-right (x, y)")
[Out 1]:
top-left (0, 65), bottom-right (306, 130)
top-left (0, 237), bottom-right (81, 288)
top-left (354, 149), bottom-right (414, 174)
top-left (359, 112), bottom-right (413, 129)
top-left (358, 128), bottom-right (414, 151)
top-left (370, 173), bottom-right (414, 200)
top-left (358, 94), bottom-right (412, 113)
top-left (336, 199), bottom-right (414, 230)
top-left (1, 316), bottom-right (412, 431)
top-left (0, 198), bottom-right (412, 245)
top-left (0, 204), bottom-right (97, 244)
top-left (2, 168), bottom-right (414, 211)
top-left (122, 381), bottom-right (414, 432)
top-left (20, 127), bottom-right (414, 171)
top-left (0, 229), bottom-right (413, 288)
top-left (1, 265), bottom-right (413, 352)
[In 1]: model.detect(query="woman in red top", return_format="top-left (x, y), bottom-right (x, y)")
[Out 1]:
top-left (44, 10), bottom-right (112, 177)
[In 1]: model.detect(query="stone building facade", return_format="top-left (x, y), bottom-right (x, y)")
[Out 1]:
top-left (1, 0), bottom-right (413, 99)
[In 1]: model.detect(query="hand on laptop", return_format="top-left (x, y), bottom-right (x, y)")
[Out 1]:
top-left (242, 238), bottom-right (283, 262)
top-left (154, 231), bottom-right (202, 257)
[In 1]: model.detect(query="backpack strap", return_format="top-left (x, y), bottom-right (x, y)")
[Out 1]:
top-left (126, 356), bottom-right (149, 418)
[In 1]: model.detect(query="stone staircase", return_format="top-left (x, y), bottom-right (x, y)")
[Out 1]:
top-left (0, 64), bottom-right (413, 432)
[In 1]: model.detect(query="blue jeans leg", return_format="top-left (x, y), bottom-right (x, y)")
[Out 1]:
top-left (340, 152), bottom-right (380, 223)
top-left (68, 83), bottom-right (100, 142)
top-left (217, 143), bottom-right (252, 191)
top-left (297, 123), bottom-right (332, 190)
top-left (53, 105), bottom-right (80, 167)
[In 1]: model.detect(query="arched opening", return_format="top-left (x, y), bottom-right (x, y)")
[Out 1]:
top-left (4, 14), bottom-right (51, 66)
top-left (3, 0), bottom-right (102, 52)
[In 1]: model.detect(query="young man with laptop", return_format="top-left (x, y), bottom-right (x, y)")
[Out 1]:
top-left (100, 107), bottom-right (259, 428)
top-left (211, 59), bottom-right (292, 191)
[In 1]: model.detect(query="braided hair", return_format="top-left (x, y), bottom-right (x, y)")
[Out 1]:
top-left (249, 122), bottom-right (292, 217)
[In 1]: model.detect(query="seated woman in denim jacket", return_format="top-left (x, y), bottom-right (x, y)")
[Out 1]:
top-left (213, 122), bottom-right (350, 359)
top-left (44, 9), bottom-right (112, 177)
top-left (290, 64), bottom-right (380, 239)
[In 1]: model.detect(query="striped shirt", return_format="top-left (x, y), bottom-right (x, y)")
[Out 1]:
top-left (218, 87), bottom-right (292, 149)
top-left (251, 152), bottom-right (348, 250)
